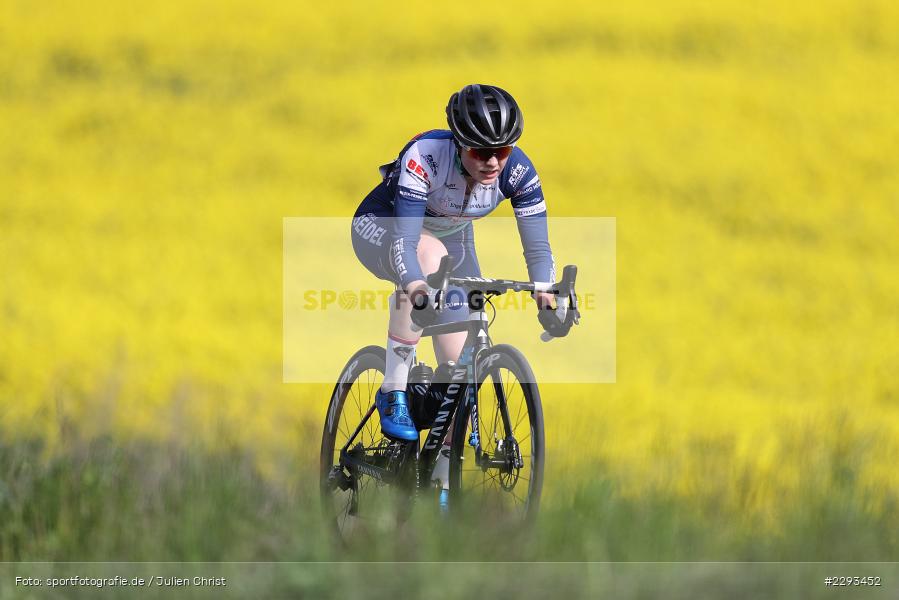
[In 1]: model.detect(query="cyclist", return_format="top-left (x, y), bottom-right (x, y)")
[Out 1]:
top-left (351, 83), bottom-right (572, 444)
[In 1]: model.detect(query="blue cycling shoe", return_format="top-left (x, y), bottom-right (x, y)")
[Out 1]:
top-left (375, 389), bottom-right (419, 442)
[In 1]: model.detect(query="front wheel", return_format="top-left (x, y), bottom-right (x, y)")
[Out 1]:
top-left (448, 344), bottom-right (544, 524)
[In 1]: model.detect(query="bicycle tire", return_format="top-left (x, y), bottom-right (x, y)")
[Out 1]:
top-left (320, 345), bottom-right (413, 544)
top-left (448, 344), bottom-right (545, 524)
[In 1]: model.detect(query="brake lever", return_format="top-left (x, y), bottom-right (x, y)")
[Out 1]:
top-left (410, 255), bottom-right (455, 333)
top-left (425, 255), bottom-right (453, 296)
top-left (538, 265), bottom-right (580, 341)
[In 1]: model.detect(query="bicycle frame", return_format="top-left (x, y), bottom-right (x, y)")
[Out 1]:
top-left (337, 307), bottom-right (496, 490)
top-left (415, 307), bottom-right (495, 483)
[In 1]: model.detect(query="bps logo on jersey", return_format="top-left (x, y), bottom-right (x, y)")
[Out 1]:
top-left (406, 159), bottom-right (430, 184)
top-left (508, 164), bottom-right (529, 188)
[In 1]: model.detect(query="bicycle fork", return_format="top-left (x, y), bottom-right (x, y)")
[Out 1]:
top-left (470, 370), bottom-right (523, 475)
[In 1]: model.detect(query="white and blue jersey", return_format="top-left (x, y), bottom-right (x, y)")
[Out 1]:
top-left (353, 129), bottom-right (555, 294)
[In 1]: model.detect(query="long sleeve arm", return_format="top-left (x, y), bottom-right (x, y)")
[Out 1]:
top-left (390, 144), bottom-right (431, 288)
top-left (502, 148), bottom-right (556, 284)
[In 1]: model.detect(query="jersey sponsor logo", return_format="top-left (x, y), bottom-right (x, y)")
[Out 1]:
top-left (398, 186), bottom-right (427, 202)
top-left (429, 199), bottom-right (464, 213)
top-left (508, 164), bottom-right (530, 188)
top-left (513, 199), bottom-right (547, 217)
top-left (466, 197), bottom-right (493, 210)
top-left (406, 159), bottom-right (430, 184)
top-left (512, 175), bottom-right (542, 199)
top-left (423, 154), bottom-right (439, 176)
top-left (391, 238), bottom-right (408, 279)
top-left (352, 213), bottom-right (387, 247)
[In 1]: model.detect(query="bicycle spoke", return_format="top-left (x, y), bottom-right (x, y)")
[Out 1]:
top-left (351, 379), bottom-right (363, 418)
top-left (509, 488), bottom-right (527, 506)
top-left (513, 411), bottom-right (528, 436)
top-left (468, 475), bottom-right (493, 492)
top-left (513, 391), bottom-right (525, 434)
top-left (489, 404), bottom-right (501, 442)
top-left (468, 469), bottom-right (501, 490)
top-left (338, 413), bottom-right (351, 442)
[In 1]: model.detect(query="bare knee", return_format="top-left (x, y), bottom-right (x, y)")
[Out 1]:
top-left (434, 331), bottom-right (466, 364)
top-left (417, 232), bottom-right (448, 276)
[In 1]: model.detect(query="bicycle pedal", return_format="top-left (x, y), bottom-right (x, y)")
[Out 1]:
top-left (384, 439), bottom-right (413, 450)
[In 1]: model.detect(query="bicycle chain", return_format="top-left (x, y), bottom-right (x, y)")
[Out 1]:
top-left (386, 441), bottom-right (419, 499)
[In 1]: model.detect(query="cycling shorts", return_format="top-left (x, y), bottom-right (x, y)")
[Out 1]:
top-left (352, 204), bottom-right (482, 325)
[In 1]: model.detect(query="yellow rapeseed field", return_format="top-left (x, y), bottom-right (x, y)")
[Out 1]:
top-left (2, 0), bottom-right (899, 540)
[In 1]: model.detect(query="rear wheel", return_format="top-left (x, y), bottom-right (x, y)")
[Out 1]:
top-left (320, 346), bottom-right (417, 544)
top-left (448, 344), bottom-right (544, 524)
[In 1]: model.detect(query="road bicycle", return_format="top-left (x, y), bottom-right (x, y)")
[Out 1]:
top-left (320, 255), bottom-right (579, 542)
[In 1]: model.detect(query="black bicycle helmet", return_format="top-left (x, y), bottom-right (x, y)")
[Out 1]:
top-left (446, 84), bottom-right (523, 148)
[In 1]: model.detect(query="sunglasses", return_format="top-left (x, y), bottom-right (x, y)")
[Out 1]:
top-left (461, 145), bottom-right (514, 161)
